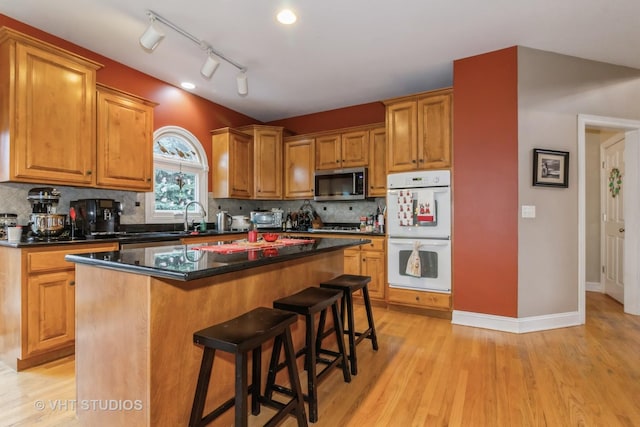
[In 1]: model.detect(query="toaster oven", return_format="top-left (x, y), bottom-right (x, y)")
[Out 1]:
top-left (250, 210), bottom-right (283, 229)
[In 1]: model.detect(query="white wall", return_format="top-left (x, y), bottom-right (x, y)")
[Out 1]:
top-left (517, 47), bottom-right (640, 317)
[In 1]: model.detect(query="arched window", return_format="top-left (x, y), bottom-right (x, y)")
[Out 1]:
top-left (145, 126), bottom-right (209, 224)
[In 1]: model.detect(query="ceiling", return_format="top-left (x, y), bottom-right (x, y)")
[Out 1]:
top-left (1, 0), bottom-right (639, 122)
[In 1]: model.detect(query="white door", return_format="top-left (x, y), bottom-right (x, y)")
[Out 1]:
top-left (602, 135), bottom-right (625, 303)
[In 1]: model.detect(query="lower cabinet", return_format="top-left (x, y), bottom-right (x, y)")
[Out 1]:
top-left (343, 237), bottom-right (386, 302)
top-left (0, 242), bottom-right (118, 370)
top-left (387, 287), bottom-right (451, 311)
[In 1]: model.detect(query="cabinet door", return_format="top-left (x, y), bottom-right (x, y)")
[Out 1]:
top-left (284, 137), bottom-right (315, 199)
top-left (386, 100), bottom-right (418, 172)
top-left (341, 130), bottom-right (369, 168)
top-left (254, 128), bottom-right (283, 199)
top-left (26, 270), bottom-right (75, 355)
top-left (96, 86), bottom-right (155, 191)
top-left (344, 247), bottom-right (361, 275)
top-left (315, 134), bottom-right (341, 170)
top-left (367, 126), bottom-right (387, 197)
top-left (12, 42), bottom-right (97, 185)
top-left (417, 92), bottom-right (452, 169)
top-left (229, 132), bottom-right (253, 198)
top-left (362, 250), bottom-right (386, 301)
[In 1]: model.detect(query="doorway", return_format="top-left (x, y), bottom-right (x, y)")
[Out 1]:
top-left (578, 114), bottom-right (640, 323)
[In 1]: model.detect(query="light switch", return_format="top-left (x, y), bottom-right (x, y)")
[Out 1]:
top-left (521, 205), bottom-right (536, 218)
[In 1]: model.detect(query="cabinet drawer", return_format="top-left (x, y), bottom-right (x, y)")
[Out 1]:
top-left (387, 287), bottom-right (450, 310)
top-left (361, 238), bottom-right (385, 252)
top-left (27, 243), bottom-right (118, 273)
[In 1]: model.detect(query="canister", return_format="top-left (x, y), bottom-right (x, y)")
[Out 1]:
top-left (0, 213), bottom-right (18, 240)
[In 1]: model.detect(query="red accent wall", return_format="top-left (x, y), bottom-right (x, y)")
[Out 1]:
top-left (266, 102), bottom-right (385, 134)
top-left (452, 47), bottom-right (519, 317)
top-left (0, 14), bottom-right (257, 189)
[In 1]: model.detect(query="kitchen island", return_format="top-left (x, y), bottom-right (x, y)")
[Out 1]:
top-left (65, 237), bottom-right (367, 426)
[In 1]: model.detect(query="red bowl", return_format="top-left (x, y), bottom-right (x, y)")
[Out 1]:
top-left (262, 233), bottom-right (279, 242)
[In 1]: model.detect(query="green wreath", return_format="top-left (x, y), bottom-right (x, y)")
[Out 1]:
top-left (608, 167), bottom-right (622, 197)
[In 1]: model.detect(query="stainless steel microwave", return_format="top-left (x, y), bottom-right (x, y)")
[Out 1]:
top-left (314, 167), bottom-right (367, 201)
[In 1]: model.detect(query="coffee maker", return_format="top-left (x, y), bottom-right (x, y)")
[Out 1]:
top-left (71, 199), bottom-right (122, 238)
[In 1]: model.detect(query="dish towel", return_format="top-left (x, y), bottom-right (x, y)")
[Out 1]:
top-left (397, 190), bottom-right (414, 226)
top-left (405, 241), bottom-right (421, 277)
top-left (416, 190), bottom-right (436, 224)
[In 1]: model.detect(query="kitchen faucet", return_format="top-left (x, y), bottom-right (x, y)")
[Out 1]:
top-left (184, 201), bottom-right (207, 232)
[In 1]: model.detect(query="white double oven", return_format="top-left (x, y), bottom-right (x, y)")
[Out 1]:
top-left (386, 170), bottom-right (451, 293)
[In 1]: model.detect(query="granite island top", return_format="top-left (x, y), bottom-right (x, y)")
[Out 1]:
top-left (65, 237), bottom-right (369, 282)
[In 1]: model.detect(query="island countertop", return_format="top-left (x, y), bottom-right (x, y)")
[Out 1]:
top-left (65, 236), bottom-right (369, 282)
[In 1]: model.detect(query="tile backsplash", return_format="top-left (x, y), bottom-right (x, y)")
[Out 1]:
top-left (0, 182), bottom-right (386, 227)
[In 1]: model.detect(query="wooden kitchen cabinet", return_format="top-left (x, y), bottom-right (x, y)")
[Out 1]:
top-left (367, 126), bottom-right (387, 197)
top-left (315, 130), bottom-right (368, 170)
top-left (385, 88), bottom-right (452, 172)
top-left (96, 84), bottom-right (156, 191)
top-left (284, 136), bottom-right (315, 199)
top-left (211, 128), bottom-right (254, 199)
top-left (0, 242), bottom-right (118, 370)
top-left (344, 237), bottom-right (386, 302)
top-left (387, 287), bottom-right (451, 312)
top-left (0, 27), bottom-right (102, 186)
top-left (237, 125), bottom-right (284, 199)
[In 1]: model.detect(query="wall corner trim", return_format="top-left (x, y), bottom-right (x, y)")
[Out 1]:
top-left (451, 310), bottom-right (582, 334)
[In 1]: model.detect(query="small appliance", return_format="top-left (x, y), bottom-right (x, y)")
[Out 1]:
top-left (250, 210), bottom-right (283, 229)
top-left (27, 187), bottom-right (66, 239)
top-left (216, 211), bottom-right (232, 232)
top-left (314, 167), bottom-right (367, 201)
top-left (71, 199), bottom-right (122, 238)
top-left (0, 213), bottom-right (18, 240)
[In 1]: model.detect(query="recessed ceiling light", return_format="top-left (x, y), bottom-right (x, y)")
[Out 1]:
top-left (181, 82), bottom-right (196, 90)
top-left (277, 9), bottom-right (297, 25)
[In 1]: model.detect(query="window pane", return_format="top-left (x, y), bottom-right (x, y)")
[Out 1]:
top-left (154, 168), bottom-right (197, 212)
top-left (154, 136), bottom-right (199, 163)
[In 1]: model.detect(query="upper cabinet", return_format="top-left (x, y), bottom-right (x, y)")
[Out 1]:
top-left (0, 27), bottom-right (102, 186)
top-left (367, 126), bottom-right (387, 197)
top-left (96, 84), bottom-right (156, 191)
top-left (236, 125), bottom-right (284, 200)
top-left (385, 88), bottom-right (452, 172)
top-left (211, 128), bottom-right (254, 199)
top-left (284, 136), bottom-right (315, 199)
top-left (315, 130), bottom-right (368, 170)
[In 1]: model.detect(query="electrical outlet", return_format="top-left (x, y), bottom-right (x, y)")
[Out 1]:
top-left (521, 205), bottom-right (536, 218)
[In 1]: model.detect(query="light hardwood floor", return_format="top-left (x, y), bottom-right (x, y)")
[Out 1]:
top-left (2, 292), bottom-right (640, 426)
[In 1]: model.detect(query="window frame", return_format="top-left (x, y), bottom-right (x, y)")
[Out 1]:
top-left (145, 126), bottom-right (209, 224)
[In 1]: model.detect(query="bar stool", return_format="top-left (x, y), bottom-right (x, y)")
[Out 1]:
top-left (265, 287), bottom-right (351, 423)
top-left (189, 307), bottom-right (308, 427)
top-left (319, 274), bottom-right (379, 375)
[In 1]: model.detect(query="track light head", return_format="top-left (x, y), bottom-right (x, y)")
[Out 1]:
top-left (236, 72), bottom-right (248, 96)
top-left (200, 55), bottom-right (220, 79)
top-left (139, 20), bottom-right (164, 52)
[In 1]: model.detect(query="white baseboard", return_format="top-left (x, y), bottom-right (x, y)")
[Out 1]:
top-left (586, 281), bottom-right (603, 292)
top-left (451, 310), bottom-right (582, 333)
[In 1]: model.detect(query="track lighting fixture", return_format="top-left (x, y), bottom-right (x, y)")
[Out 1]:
top-left (139, 16), bottom-right (164, 52)
top-left (236, 72), bottom-right (248, 96)
top-left (140, 10), bottom-right (249, 95)
top-left (200, 53), bottom-right (220, 79)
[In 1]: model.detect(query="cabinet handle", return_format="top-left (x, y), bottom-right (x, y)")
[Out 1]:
top-left (362, 258), bottom-right (366, 262)
top-left (336, 160), bottom-right (339, 163)
top-left (69, 280), bottom-right (76, 286)
top-left (415, 296), bottom-right (420, 301)
top-left (147, 178), bottom-right (152, 182)
top-left (419, 159), bottom-right (424, 163)
top-left (412, 160), bottom-right (416, 163)
top-left (86, 170), bottom-right (92, 175)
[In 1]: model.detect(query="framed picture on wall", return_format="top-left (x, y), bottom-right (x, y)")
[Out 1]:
top-left (532, 148), bottom-right (569, 188)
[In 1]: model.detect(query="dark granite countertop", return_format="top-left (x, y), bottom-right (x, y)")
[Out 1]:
top-left (65, 237), bottom-right (369, 282)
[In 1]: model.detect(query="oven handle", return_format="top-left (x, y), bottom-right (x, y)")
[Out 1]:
top-left (388, 238), bottom-right (449, 247)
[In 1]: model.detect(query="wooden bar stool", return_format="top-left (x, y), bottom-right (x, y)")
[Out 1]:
top-left (319, 274), bottom-right (379, 375)
top-left (189, 307), bottom-right (308, 427)
top-left (265, 287), bottom-right (351, 423)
